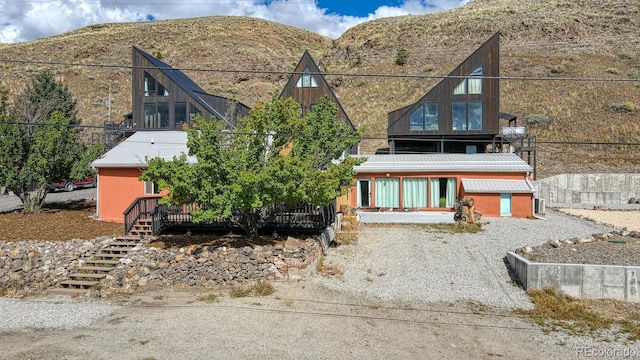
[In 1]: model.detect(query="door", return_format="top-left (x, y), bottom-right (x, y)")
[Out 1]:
top-left (500, 193), bottom-right (512, 217)
top-left (357, 179), bottom-right (371, 208)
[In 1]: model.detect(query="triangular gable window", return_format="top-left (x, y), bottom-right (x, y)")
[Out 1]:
top-left (295, 67), bottom-right (318, 88)
top-left (452, 65), bottom-right (482, 95)
top-left (144, 71), bottom-right (169, 96)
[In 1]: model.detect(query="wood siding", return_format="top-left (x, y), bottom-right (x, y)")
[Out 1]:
top-left (387, 33), bottom-right (501, 146)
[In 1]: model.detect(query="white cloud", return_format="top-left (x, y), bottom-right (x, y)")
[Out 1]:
top-left (0, 0), bottom-right (469, 43)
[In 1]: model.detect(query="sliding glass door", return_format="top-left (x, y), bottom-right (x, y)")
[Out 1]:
top-left (375, 177), bottom-right (400, 208)
top-left (402, 178), bottom-right (428, 208)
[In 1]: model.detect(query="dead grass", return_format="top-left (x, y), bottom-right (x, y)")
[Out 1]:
top-left (0, 200), bottom-right (123, 242)
top-left (230, 280), bottom-right (275, 298)
top-left (427, 222), bottom-right (484, 234)
top-left (316, 256), bottom-right (343, 276)
top-left (516, 287), bottom-right (640, 342)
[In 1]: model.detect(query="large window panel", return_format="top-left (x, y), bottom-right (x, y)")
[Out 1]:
top-left (144, 103), bottom-right (157, 128)
top-left (430, 177), bottom-right (456, 208)
top-left (403, 178), bottom-right (428, 208)
top-left (468, 102), bottom-right (483, 130)
top-left (175, 102), bottom-right (187, 129)
top-left (424, 103), bottom-right (439, 130)
top-left (157, 102), bottom-right (169, 128)
top-left (375, 177), bottom-right (400, 208)
top-left (409, 106), bottom-right (424, 131)
top-left (452, 102), bottom-right (467, 130)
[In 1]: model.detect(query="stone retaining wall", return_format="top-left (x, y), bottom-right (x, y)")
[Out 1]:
top-left (0, 236), bottom-right (322, 297)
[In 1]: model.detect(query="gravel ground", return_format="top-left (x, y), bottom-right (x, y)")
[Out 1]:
top-left (313, 210), bottom-right (617, 310)
top-left (0, 297), bottom-right (120, 331)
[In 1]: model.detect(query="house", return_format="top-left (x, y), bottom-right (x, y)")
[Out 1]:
top-left (386, 32), bottom-right (502, 154)
top-left (279, 50), bottom-right (358, 154)
top-left (91, 131), bottom-right (194, 223)
top-left (129, 47), bottom-right (250, 131)
top-left (348, 153), bottom-right (535, 217)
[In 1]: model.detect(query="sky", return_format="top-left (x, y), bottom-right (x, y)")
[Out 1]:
top-left (0, 0), bottom-right (471, 44)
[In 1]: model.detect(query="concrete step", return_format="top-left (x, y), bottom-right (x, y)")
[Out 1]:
top-left (85, 259), bottom-right (120, 266)
top-left (47, 287), bottom-right (89, 296)
top-left (77, 266), bottom-right (114, 273)
top-left (58, 280), bottom-right (99, 289)
top-left (69, 273), bottom-right (107, 280)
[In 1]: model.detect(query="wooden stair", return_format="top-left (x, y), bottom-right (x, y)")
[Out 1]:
top-left (127, 217), bottom-right (153, 236)
top-left (47, 236), bottom-right (143, 296)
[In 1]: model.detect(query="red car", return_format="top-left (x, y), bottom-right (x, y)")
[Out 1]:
top-left (49, 175), bottom-right (96, 192)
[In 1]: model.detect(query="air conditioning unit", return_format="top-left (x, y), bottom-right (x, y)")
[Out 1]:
top-left (535, 198), bottom-right (546, 215)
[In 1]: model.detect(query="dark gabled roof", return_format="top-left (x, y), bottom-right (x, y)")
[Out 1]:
top-left (134, 46), bottom-right (234, 122)
top-left (280, 50), bottom-right (356, 131)
top-left (387, 32), bottom-right (501, 130)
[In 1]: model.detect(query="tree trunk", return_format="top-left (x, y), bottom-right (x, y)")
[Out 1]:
top-left (16, 184), bottom-right (48, 214)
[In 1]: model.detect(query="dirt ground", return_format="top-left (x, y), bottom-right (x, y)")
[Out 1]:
top-left (0, 282), bottom-right (583, 360)
top-left (557, 208), bottom-right (640, 232)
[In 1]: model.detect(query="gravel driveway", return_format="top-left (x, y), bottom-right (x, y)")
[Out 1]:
top-left (313, 210), bottom-right (617, 309)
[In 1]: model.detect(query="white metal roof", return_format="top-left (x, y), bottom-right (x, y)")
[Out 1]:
top-left (353, 153), bottom-right (533, 173)
top-left (461, 178), bottom-right (535, 193)
top-left (91, 131), bottom-right (195, 168)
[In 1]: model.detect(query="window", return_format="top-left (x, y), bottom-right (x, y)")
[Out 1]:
top-left (144, 181), bottom-right (160, 195)
top-left (375, 177), bottom-right (400, 208)
top-left (175, 102), bottom-right (187, 129)
top-left (402, 178), bottom-right (428, 208)
top-left (189, 103), bottom-right (201, 123)
top-left (409, 103), bottom-right (439, 131)
top-left (144, 72), bottom-right (169, 97)
top-left (452, 101), bottom-right (483, 131)
top-left (295, 67), bottom-right (318, 88)
top-left (429, 178), bottom-right (456, 208)
top-left (452, 66), bottom-right (482, 95)
top-left (144, 102), bottom-right (169, 128)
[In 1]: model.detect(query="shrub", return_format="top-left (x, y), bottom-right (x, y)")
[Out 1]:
top-left (605, 68), bottom-right (621, 74)
top-left (550, 64), bottom-right (567, 74)
top-left (524, 113), bottom-right (551, 127)
top-left (607, 102), bottom-right (636, 113)
top-left (395, 48), bottom-right (408, 66)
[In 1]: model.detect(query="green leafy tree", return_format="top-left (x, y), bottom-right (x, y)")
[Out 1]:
top-left (141, 96), bottom-right (362, 239)
top-left (0, 71), bottom-right (84, 213)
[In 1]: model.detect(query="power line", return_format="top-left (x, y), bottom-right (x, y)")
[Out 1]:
top-left (1, 58), bottom-right (639, 82)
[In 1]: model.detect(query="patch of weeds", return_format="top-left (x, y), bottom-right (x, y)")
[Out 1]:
top-left (284, 299), bottom-right (294, 307)
top-left (152, 295), bottom-right (164, 300)
top-left (141, 357), bottom-right (156, 360)
top-left (368, 304), bottom-right (380, 310)
top-left (253, 280), bottom-right (275, 297)
top-left (230, 280), bottom-right (275, 298)
top-left (230, 286), bottom-right (253, 298)
top-left (395, 48), bottom-right (408, 66)
top-left (515, 287), bottom-right (640, 341)
top-left (550, 64), bottom-right (568, 74)
top-left (196, 293), bottom-right (219, 303)
top-left (139, 339), bottom-right (150, 345)
top-left (251, 302), bottom-right (262, 306)
top-left (428, 222), bottom-right (483, 234)
top-left (606, 68), bottom-right (622, 75)
top-left (365, 276), bottom-right (373, 282)
top-left (467, 300), bottom-right (490, 313)
top-left (316, 256), bottom-right (343, 276)
top-left (338, 232), bottom-right (358, 245)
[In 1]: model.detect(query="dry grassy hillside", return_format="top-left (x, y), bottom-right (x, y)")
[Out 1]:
top-left (1, 0), bottom-right (639, 178)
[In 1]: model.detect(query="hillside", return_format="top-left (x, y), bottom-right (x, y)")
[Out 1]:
top-left (1, 0), bottom-right (639, 178)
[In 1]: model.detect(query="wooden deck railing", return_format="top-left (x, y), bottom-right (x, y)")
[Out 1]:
top-left (123, 196), bottom-right (162, 235)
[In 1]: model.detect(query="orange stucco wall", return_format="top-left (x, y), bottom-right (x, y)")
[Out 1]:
top-left (96, 167), bottom-right (156, 223)
top-left (463, 193), bottom-right (531, 217)
top-left (349, 171), bottom-right (533, 218)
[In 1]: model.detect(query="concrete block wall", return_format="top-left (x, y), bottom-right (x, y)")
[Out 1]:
top-left (533, 173), bottom-right (640, 206)
top-left (507, 252), bottom-right (640, 302)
